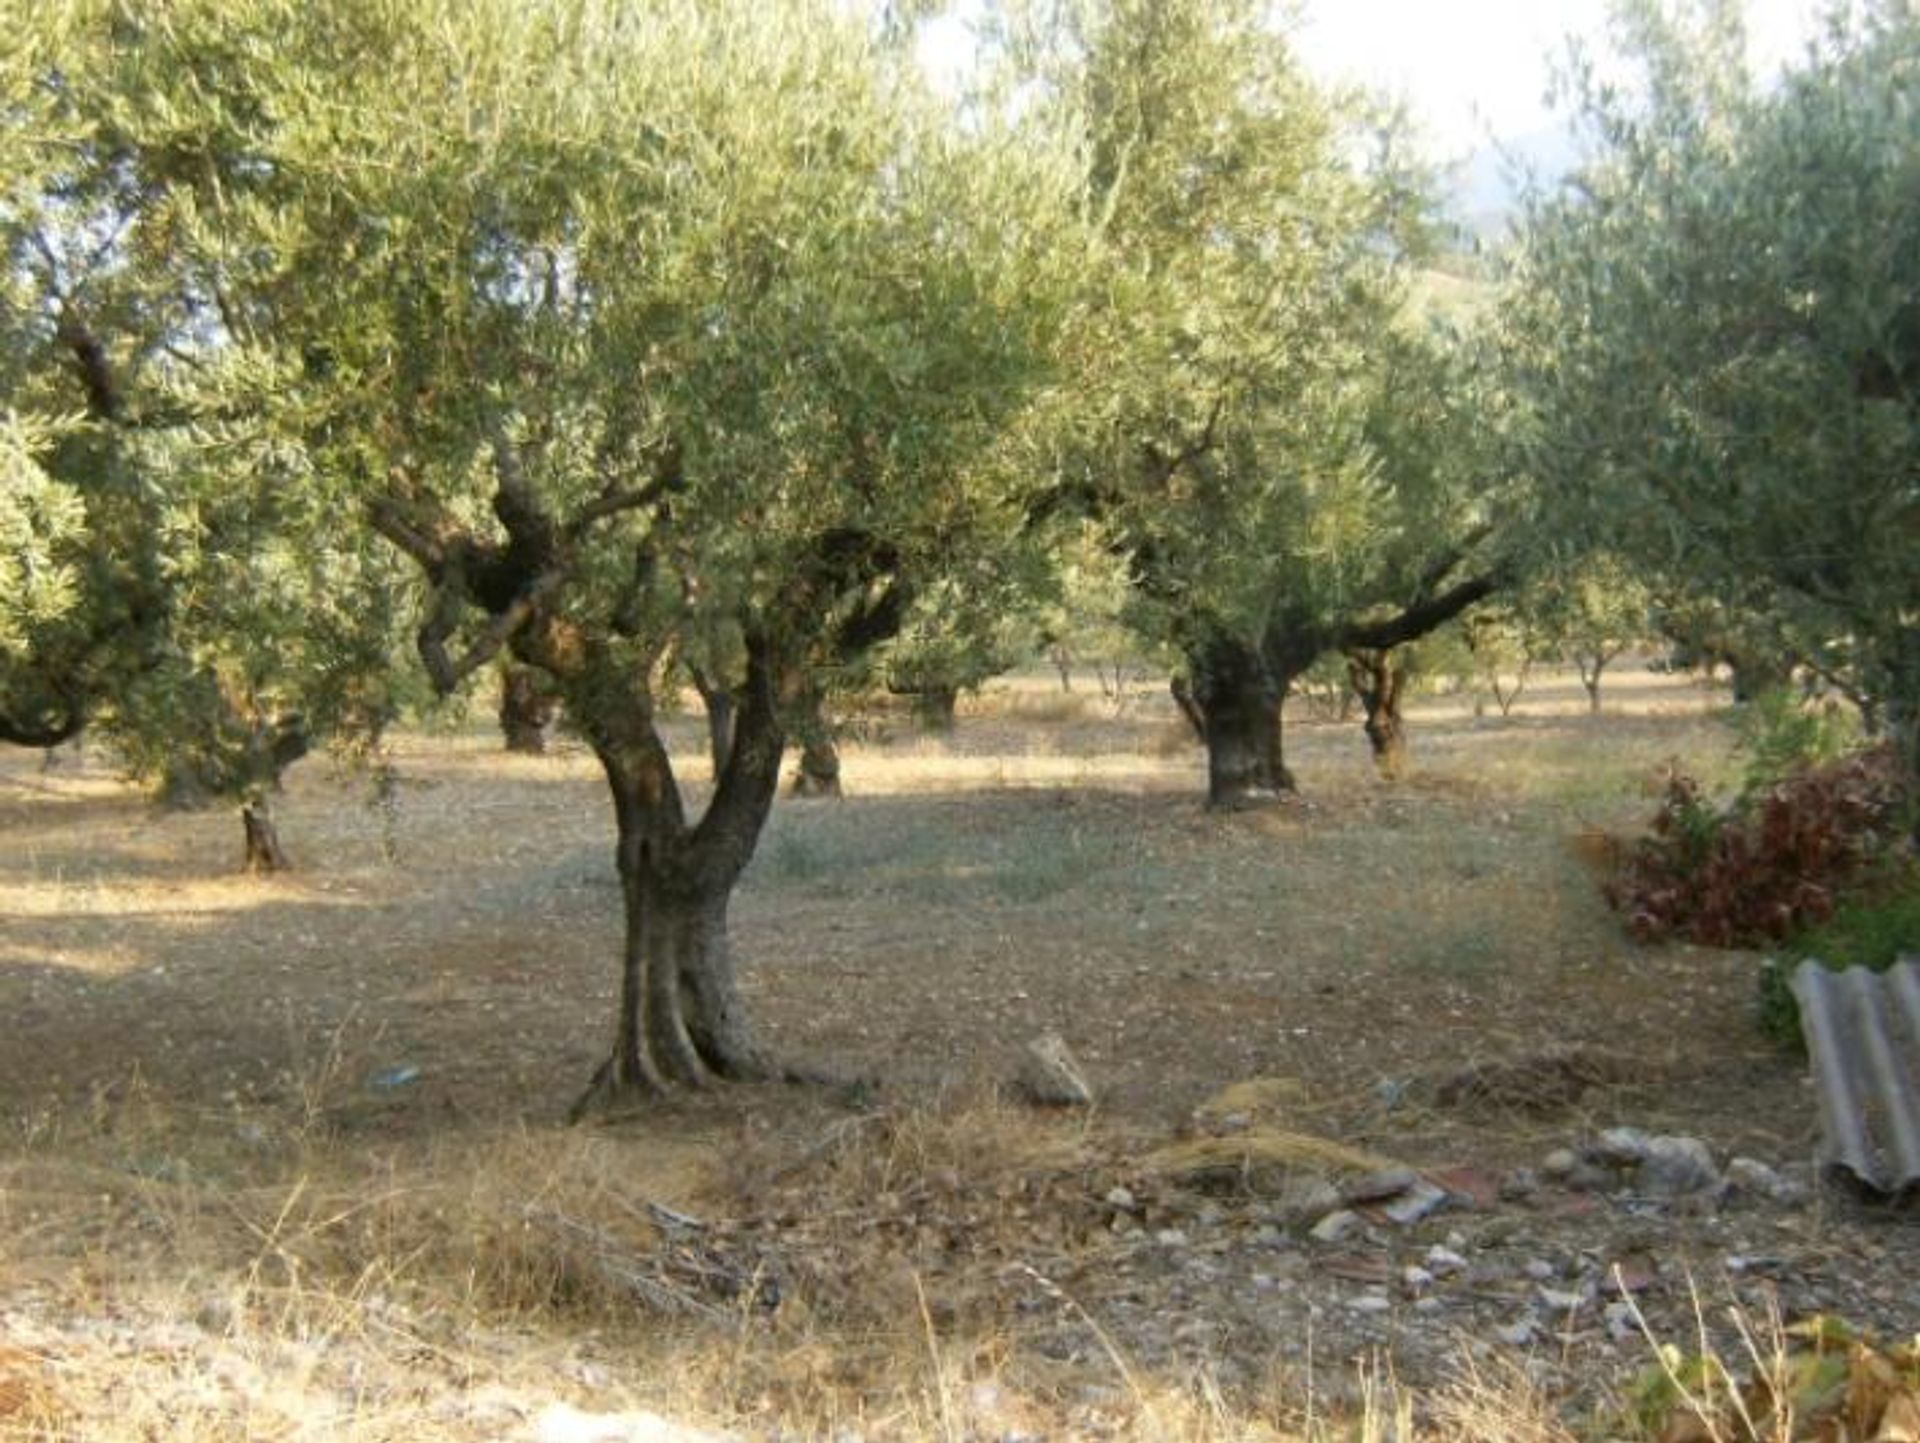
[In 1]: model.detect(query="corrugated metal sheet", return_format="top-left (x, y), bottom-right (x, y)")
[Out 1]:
top-left (1790, 956), bottom-right (1920, 1197)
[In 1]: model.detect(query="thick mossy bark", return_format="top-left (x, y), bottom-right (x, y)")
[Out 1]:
top-left (790, 734), bottom-right (843, 798)
top-left (687, 665), bottom-right (736, 778)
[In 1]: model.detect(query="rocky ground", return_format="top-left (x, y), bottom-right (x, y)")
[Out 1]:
top-left (3, 671), bottom-right (1915, 1440)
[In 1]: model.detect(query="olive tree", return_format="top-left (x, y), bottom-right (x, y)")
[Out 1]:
top-left (236, 0), bottom-right (1079, 1104)
top-left (1504, 0), bottom-right (1920, 791)
top-left (1018, 0), bottom-right (1509, 806)
top-left (0, 3), bottom-right (407, 868)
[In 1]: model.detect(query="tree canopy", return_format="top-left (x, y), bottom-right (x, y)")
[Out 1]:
top-left (1013, 0), bottom-right (1512, 805)
top-left (1503, 0), bottom-right (1920, 773)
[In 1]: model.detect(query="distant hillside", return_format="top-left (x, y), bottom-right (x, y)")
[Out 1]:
top-left (1446, 123), bottom-right (1584, 247)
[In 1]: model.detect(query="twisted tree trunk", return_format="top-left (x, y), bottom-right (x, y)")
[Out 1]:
top-left (788, 686), bottom-right (842, 798)
top-left (242, 798), bottom-right (291, 873)
top-left (555, 627), bottom-right (789, 1117)
top-left (1347, 647), bottom-right (1410, 779)
top-left (500, 664), bottom-right (559, 753)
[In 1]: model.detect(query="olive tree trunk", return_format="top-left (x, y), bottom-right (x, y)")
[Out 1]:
top-left (686, 663), bottom-right (735, 778)
top-left (1347, 648), bottom-right (1410, 779)
top-left (549, 628), bottom-right (790, 1117)
top-left (242, 798), bottom-right (291, 873)
top-left (788, 686), bottom-right (842, 798)
top-left (1182, 634), bottom-right (1295, 808)
top-left (500, 664), bottom-right (559, 754)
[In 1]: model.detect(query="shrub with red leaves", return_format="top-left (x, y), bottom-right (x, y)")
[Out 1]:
top-left (1606, 744), bottom-right (1910, 948)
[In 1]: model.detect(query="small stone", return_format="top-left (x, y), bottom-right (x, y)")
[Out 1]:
top-left (1603, 1301), bottom-right (1638, 1343)
top-left (1014, 1032), bottom-right (1094, 1107)
top-left (1538, 1286), bottom-right (1587, 1313)
top-left (1346, 1291), bottom-right (1392, 1314)
top-left (1275, 1177), bottom-right (1343, 1222)
top-left (1635, 1136), bottom-right (1720, 1197)
top-left (1542, 1148), bottom-right (1578, 1177)
top-left (1565, 1162), bottom-right (1613, 1193)
top-left (1250, 1225), bottom-right (1288, 1249)
top-left (1424, 1245), bottom-right (1468, 1276)
top-left (1523, 1258), bottom-right (1556, 1282)
top-left (1216, 1111), bottom-right (1253, 1133)
top-left (1591, 1127), bottom-right (1654, 1165)
top-left (1374, 1077), bottom-right (1412, 1109)
top-left (1726, 1157), bottom-right (1802, 1203)
top-left (1154, 1229), bottom-right (1189, 1247)
top-left (1309, 1209), bottom-right (1363, 1243)
top-left (1342, 1166), bottom-right (1418, 1204)
top-left (1381, 1180), bottom-right (1449, 1226)
top-left (1103, 1186), bottom-right (1137, 1210)
top-left (1494, 1319), bottom-right (1537, 1348)
top-left (1413, 1296), bottom-right (1445, 1315)
top-left (1500, 1168), bottom-right (1541, 1200)
top-left (1401, 1265), bottom-right (1435, 1293)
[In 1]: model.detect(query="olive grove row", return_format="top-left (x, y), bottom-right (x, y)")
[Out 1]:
top-left (4, 0), bottom-right (1914, 1102)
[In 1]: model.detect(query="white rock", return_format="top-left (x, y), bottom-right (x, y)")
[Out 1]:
top-left (1541, 1148), bottom-right (1578, 1177)
top-left (1381, 1180), bottom-right (1449, 1226)
top-left (1424, 1245), bottom-right (1468, 1276)
top-left (1309, 1209), bottom-right (1362, 1243)
top-left (1523, 1258), bottom-right (1556, 1282)
top-left (1537, 1286), bottom-right (1587, 1313)
top-left (1400, 1265), bottom-right (1435, 1293)
top-left (1604, 1302), bottom-right (1638, 1343)
top-left (1636, 1135), bottom-right (1720, 1197)
top-left (1341, 1166), bottom-right (1418, 1204)
top-left (1014, 1033), bottom-right (1094, 1107)
top-left (1346, 1292), bottom-right (1392, 1314)
top-left (1103, 1185), bottom-right (1137, 1210)
top-left (1726, 1156), bottom-right (1803, 1203)
top-left (1494, 1320), bottom-right (1537, 1348)
top-left (1592, 1127), bottom-right (1653, 1165)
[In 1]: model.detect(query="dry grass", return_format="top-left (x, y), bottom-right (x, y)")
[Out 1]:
top-left (1, 663), bottom-right (1894, 1440)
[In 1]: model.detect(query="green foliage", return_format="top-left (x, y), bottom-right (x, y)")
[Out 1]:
top-left (0, 0), bottom-right (414, 797)
top-left (1763, 875), bottom-right (1920, 1041)
top-left (1734, 689), bottom-right (1863, 802)
top-left (0, 414), bottom-right (89, 648)
top-left (1007, 0), bottom-right (1508, 738)
top-left (1504, 0), bottom-right (1920, 754)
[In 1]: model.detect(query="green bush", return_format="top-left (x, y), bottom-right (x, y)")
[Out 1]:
top-left (1759, 876), bottom-right (1920, 1042)
top-left (1733, 688), bottom-right (1861, 801)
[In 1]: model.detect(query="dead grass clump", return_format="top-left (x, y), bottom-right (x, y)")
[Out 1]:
top-left (1138, 1130), bottom-right (1398, 1196)
top-left (1428, 1354), bottom-right (1582, 1443)
top-left (215, 1128), bottom-right (739, 1330)
top-left (998, 691), bottom-right (1097, 726)
top-left (1432, 1048), bottom-right (1639, 1116)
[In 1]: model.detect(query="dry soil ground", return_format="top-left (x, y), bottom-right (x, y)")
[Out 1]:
top-left (0, 667), bottom-right (1913, 1442)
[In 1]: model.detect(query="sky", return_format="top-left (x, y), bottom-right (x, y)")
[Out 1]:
top-left (1289, 0), bottom-right (1835, 158)
top-left (918, 1), bottom-right (1839, 159)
